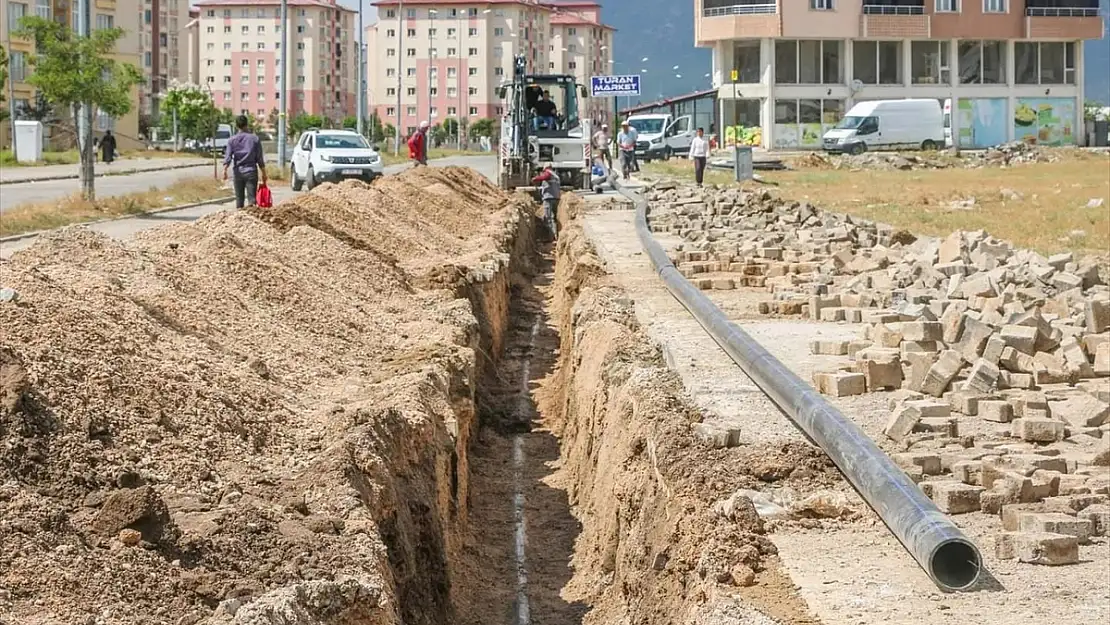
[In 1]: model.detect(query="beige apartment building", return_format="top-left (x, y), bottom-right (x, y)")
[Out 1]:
top-left (194, 0), bottom-right (359, 124)
top-left (1, 0), bottom-right (143, 148)
top-left (368, 0), bottom-right (615, 137)
top-left (137, 0), bottom-right (191, 118)
top-left (698, 0), bottom-right (1104, 149)
top-left (548, 1), bottom-right (615, 124)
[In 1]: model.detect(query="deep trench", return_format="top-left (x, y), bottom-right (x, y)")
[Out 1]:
top-left (453, 242), bottom-right (590, 625)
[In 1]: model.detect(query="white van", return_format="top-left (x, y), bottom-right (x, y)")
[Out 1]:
top-left (822, 99), bottom-right (945, 155)
top-left (214, 123), bottom-right (233, 151)
top-left (626, 113), bottom-right (696, 161)
top-left (943, 98), bottom-right (953, 148)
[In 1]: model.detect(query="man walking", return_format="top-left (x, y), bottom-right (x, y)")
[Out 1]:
top-left (616, 120), bottom-right (638, 180)
top-left (689, 127), bottom-right (710, 187)
top-left (592, 123), bottom-right (612, 171)
top-left (408, 121), bottom-right (430, 166)
top-left (222, 115), bottom-right (267, 209)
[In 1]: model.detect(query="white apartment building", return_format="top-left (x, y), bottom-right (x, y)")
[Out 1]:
top-left (368, 0), bottom-right (615, 137)
top-left (194, 0), bottom-right (359, 123)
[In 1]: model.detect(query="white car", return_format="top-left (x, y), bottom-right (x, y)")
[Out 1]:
top-left (290, 129), bottom-right (384, 190)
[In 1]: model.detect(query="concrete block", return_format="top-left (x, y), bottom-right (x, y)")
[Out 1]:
top-left (1015, 418), bottom-right (1066, 443)
top-left (1000, 324), bottom-right (1039, 355)
top-left (901, 340), bottom-right (940, 355)
top-left (951, 460), bottom-right (983, 485)
top-left (903, 352), bottom-right (938, 393)
top-left (1078, 504), bottom-right (1110, 536)
top-left (965, 358), bottom-right (1001, 394)
top-left (810, 339), bottom-right (850, 356)
top-left (820, 307), bottom-right (847, 322)
top-left (884, 405), bottom-right (921, 442)
top-left (1018, 512), bottom-right (1093, 543)
top-left (995, 532), bottom-right (1079, 565)
top-left (902, 321), bottom-right (943, 342)
top-left (692, 423), bottom-right (742, 449)
top-left (1000, 371), bottom-right (1035, 389)
top-left (1000, 346), bottom-right (1036, 373)
top-left (1033, 351), bottom-right (1070, 385)
top-left (917, 417), bottom-right (959, 437)
top-left (932, 482), bottom-right (985, 514)
top-left (947, 390), bottom-right (984, 416)
top-left (1095, 343), bottom-right (1110, 377)
top-left (1007, 391), bottom-right (1049, 418)
top-left (814, 371), bottom-right (866, 397)
top-left (892, 452), bottom-right (943, 476)
top-left (1059, 336), bottom-right (1095, 379)
top-left (977, 399), bottom-right (1013, 423)
top-left (1086, 299), bottom-right (1110, 334)
top-left (887, 388), bottom-right (925, 409)
top-left (982, 335), bottom-right (1007, 364)
top-left (980, 487), bottom-right (1018, 514)
top-left (904, 399), bottom-right (951, 418)
top-left (1051, 394), bottom-right (1110, 429)
top-left (921, 350), bottom-right (964, 397)
top-left (1082, 333), bottom-right (1109, 358)
top-left (872, 324), bottom-right (904, 348)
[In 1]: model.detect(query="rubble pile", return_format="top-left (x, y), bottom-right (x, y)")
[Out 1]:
top-left (645, 179), bottom-right (1110, 566)
top-left (794, 141), bottom-right (1071, 171)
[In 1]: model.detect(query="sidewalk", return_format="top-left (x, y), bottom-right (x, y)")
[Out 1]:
top-left (0, 155), bottom-right (214, 185)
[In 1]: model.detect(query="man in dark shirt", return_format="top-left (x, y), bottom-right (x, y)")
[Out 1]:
top-left (222, 115), bottom-right (267, 208)
top-left (532, 90), bottom-right (558, 130)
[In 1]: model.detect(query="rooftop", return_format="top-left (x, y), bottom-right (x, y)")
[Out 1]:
top-left (195, 0), bottom-right (353, 9)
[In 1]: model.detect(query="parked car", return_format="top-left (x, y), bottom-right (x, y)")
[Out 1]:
top-left (822, 99), bottom-right (945, 155)
top-left (626, 113), bottom-right (696, 162)
top-left (290, 129), bottom-right (384, 190)
top-left (213, 124), bottom-right (233, 151)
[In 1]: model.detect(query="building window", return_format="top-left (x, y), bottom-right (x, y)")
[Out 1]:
top-left (430, 87), bottom-right (438, 96)
top-left (387, 87), bottom-right (396, 96)
top-left (448, 106), bottom-right (457, 116)
top-left (448, 47), bottom-right (457, 56)
top-left (911, 41), bottom-right (950, 84)
top-left (241, 25), bottom-right (249, 34)
top-left (469, 7), bottom-right (479, 17)
top-left (387, 48), bottom-right (396, 57)
top-left (206, 9), bottom-right (214, 16)
top-left (407, 105), bottom-right (417, 115)
top-left (468, 47), bottom-right (478, 56)
top-left (258, 25), bottom-right (265, 34)
top-left (958, 40), bottom-right (1005, 84)
top-left (469, 87), bottom-right (478, 95)
top-left (469, 27), bottom-right (478, 37)
top-left (224, 43), bottom-right (231, 50)
top-left (95, 13), bottom-right (113, 29)
top-left (935, 0), bottom-right (958, 11)
top-left (406, 8), bottom-right (416, 18)
top-left (408, 68), bottom-right (417, 76)
top-left (407, 48), bottom-right (416, 56)
top-left (569, 61), bottom-right (577, 69)
top-left (1015, 42), bottom-right (1075, 85)
top-left (447, 67), bottom-right (457, 77)
top-left (983, 0), bottom-right (1005, 12)
top-left (387, 29), bottom-right (396, 37)
top-left (811, 0), bottom-right (834, 9)
top-left (258, 43), bottom-right (266, 50)
top-left (447, 87), bottom-right (457, 97)
top-left (387, 68), bottom-right (396, 76)
top-left (241, 59), bottom-right (250, 67)
top-left (241, 43), bottom-right (249, 51)
top-left (386, 9), bottom-right (395, 18)
top-left (732, 40), bottom-right (761, 83)
top-left (469, 67), bottom-right (478, 76)
top-left (387, 106), bottom-right (396, 116)
top-left (9, 51), bottom-right (25, 82)
top-left (495, 67), bottom-right (504, 76)
top-left (853, 41), bottom-right (902, 85)
top-left (241, 76), bottom-right (250, 84)
top-left (469, 106), bottom-right (478, 115)
top-left (257, 75), bottom-right (265, 84)
top-left (407, 87), bottom-right (416, 95)
top-left (863, 0), bottom-right (925, 13)
top-left (494, 27), bottom-right (504, 36)
top-left (775, 40), bottom-right (841, 85)
top-left (428, 28), bottom-right (437, 37)
top-left (224, 59), bottom-right (232, 66)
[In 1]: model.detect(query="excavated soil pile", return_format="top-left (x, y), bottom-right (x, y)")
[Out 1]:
top-left (539, 198), bottom-right (837, 624)
top-left (0, 166), bottom-right (530, 625)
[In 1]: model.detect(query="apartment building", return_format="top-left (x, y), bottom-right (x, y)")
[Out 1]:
top-left (1, 0), bottom-right (143, 148)
top-left (698, 0), bottom-right (1104, 149)
top-left (547, 1), bottom-right (615, 123)
top-left (371, 0), bottom-right (617, 137)
top-left (193, 0), bottom-right (359, 124)
top-left (184, 8), bottom-right (200, 84)
top-left (137, 0), bottom-right (191, 118)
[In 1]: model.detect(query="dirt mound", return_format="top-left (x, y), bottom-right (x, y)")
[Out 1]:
top-left (0, 167), bottom-right (529, 624)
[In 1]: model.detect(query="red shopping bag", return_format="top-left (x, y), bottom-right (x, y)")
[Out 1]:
top-left (256, 184), bottom-right (273, 208)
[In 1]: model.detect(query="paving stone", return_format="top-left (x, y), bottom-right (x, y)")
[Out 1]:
top-left (892, 452), bottom-right (943, 476)
top-left (1018, 512), bottom-right (1093, 543)
top-left (920, 350), bottom-right (963, 397)
top-left (1086, 299), bottom-right (1110, 334)
top-left (979, 400), bottom-right (1014, 423)
top-left (932, 482), bottom-right (985, 514)
top-left (916, 417), bottom-right (958, 437)
top-left (1051, 394), bottom-right (1110, 429)
top-left (901, 321), bottom-right (943, 342)
top-left (884, 405), bottom-right (922, 442)
top-left (1014, 417), bottom-right (1066, 443)
top-left (995, 532), bottom-right (1079, 565)
top-left (813, 371), bottom-right (866, 397)
top-left (692, 423), bottom-right (742, 449)
top-left (1095, 343), bottom-right (1110, 377)
top-left (964, 358), bottom-right (1001, 394)
top-left (951, 460), bottom-right (983, 486)
top-left (810, 339), bottom-right (850, 356)
top-left (1078, 504), bottom-right (1110, 536)
top-left (1000, 324), bottom-right (1039, 355)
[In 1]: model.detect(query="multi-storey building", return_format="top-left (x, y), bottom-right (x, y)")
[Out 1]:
top-left (138, 0), bottom-right (191, 119)
top-left (546, 1), bottom-right (615, 123)
top-left (193, 0), bottom-right (359, 124)
top-left (1, 0), bottom-right (143, 148)
top-left (368, 0), bottom-right (614, 138)
top-left (184, 7), bottom-right (200, 84)
top-left (698, 0), bottom-right (1104, 148)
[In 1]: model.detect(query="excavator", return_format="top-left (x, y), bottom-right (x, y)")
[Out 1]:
top-left (496, 54), bottom-right (593, 191)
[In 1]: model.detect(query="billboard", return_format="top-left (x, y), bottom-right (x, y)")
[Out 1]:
top-left (1013, 98), bottom-right (1077, 146)
top-left (590, 75), bottom-right (641, 97)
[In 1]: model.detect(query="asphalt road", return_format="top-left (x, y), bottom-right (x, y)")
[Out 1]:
top-left (0, 156), bottom-right (498, 259)
top-left (0, 164), bottom-right (220, 213)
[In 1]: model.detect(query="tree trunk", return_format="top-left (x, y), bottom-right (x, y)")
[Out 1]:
top-left (76, 103), bottom-right (96, 202)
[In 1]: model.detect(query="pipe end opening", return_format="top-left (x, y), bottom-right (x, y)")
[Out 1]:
top-left (931, 539), bottom-right (982, 591)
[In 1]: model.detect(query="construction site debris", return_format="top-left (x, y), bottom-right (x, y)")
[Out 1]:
top-left (791, 142), bottom-right (1101, 171)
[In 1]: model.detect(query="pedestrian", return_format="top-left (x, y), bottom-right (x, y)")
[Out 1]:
top-left (689, 127), bottom-right (710, 187)
top-left (98, 130), bottom-right (117, 165)
top-left (592, 123), bottom-right (612, 171)
top-left (408, 121), bottom-right (429, 166)
top-left (222, 114), bottom-right (267, 209)
top-left (530, 165), bottom-right (561, 239)
top-left (616, 120), bottom-right (638, 180)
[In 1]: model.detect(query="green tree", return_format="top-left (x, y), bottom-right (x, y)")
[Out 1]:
top-left (469, 117), bottom-right (495, 139)
top-left (15, 16), bottom-right (142, 200)
top-left (341, 115), bottom-right (358, 130)
top-left (289, 113), bottom-right (325, 136)
top-left (383, 122), bottom-right (396, 138)
top-left (158, 82), bottom-right (217, 142)
top-left (441, 117), bottom-right (459, 142)
top-left (0, 45), bottom-right (9, 125)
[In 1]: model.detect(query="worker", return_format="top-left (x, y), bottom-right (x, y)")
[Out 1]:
top-left (616, 120), bottom-right (638, 180)
top-left (689, 127), bottom-right (710, 187)
top-left (530, 165), bottom-right (560, 239)
top-left (408, 121), bottom-right (430, 166)
top-left (222, 115), bottom-right (267, 209)
top-left (533, 90), bottom-right (558, 131)
top-left (592, 124), bottom-right (612, 170)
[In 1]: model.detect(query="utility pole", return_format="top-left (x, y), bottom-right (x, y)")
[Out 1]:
top-left (395, 0), bottom-right (403, 155)
top-left (76, 0), bottom-right (94, 198)
top-left (6, 25), bottom-right (18, 159)
top-left (356, 1), bottom-right (364, 136)
top-left (277, 0), bottom-right (288, 169)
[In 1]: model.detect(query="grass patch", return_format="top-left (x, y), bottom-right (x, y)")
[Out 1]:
top-left (644, 151), bottom-right (1110, 256)
top-left (0, 176), bottom-right (233, 237)
top-left (1, 149), bottom-right (205, 168)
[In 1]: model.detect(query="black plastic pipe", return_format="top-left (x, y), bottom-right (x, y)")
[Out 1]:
top-left (617, 184), bottom-right (983, 592)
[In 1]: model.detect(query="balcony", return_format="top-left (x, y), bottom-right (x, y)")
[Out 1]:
top-left (860, 0), bottom-right (929, 38)
top-left (862, 0), bottom-right (923, 15)
top-left (1026, 0), bottom-right (1103, 38)
top-left (698, 0), bottom-right (781, 43)
top-left (1026, 0), bottom-right (1100, 17)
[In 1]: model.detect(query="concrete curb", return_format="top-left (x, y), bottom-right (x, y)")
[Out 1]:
top-left (0, 161), bottom-right (214, 185)
top-left (0, 195), bottom-right (236, 245)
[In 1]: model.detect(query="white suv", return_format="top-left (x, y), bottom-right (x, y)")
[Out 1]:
top-left (290, 129), bottom-right (385, 190)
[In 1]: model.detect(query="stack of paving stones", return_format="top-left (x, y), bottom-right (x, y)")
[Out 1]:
top-left (647, 180), bottom-right (1110, 566)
